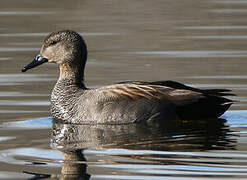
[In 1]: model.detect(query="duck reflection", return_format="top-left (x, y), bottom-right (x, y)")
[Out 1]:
top-left (59, 150), bottom-right (90, 180)
top-left (25, 150), bottom-right (90, 180)
top-left (51, 118), bottom-right (235, 151)
top-left (47, 118), bottom-right (236, 179)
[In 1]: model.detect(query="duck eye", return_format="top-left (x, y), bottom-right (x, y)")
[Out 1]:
top-left (49, 41), bottom-right (57, 46)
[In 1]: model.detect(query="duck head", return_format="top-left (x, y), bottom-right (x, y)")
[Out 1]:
top-left (22, 30), bottom-right (87, 80)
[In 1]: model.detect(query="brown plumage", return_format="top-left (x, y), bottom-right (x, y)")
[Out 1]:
top-left (21, 30), bottom-right (234, 124)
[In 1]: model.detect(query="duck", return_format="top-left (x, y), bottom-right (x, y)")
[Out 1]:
top-left (21, 30), bottom-right (234, 124)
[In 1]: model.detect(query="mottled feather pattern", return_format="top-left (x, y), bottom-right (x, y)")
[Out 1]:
top-left (51, 78), bottom-right (233, 124)
top-left (100, 83), bottom-right (173, 100)
top-left (51, 78), bottom-right (83, 121)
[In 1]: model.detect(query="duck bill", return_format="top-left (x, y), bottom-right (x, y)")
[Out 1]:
top-left (21, 54), bottom-right (48, 72)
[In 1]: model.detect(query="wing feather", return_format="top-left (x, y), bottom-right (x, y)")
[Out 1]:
top-left (97, 83), bottom-right (201, 105)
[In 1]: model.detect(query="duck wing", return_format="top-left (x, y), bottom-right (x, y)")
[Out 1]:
top-left (99, 82), bottom-right (202, 105)
top-left (96, 81), bottom-right (234, 120)
top-left (118, 80), bottom-right (235, 96)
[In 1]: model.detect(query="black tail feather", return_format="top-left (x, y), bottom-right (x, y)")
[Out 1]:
top-left (150, 80), bottom-right (236, 97)
top-left (177, 95), bottom-right (233, 119)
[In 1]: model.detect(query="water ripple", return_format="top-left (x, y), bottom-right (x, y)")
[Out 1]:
top-left (0, 11), bottom-right (54, 16)
top-left (182, 26), bottom-right (247, 30)
top-left (188, 76), bottom-right (247, 79)
top-left (0, 74), bottom-right (55, 85)
top-left (1, 117), bottom-right (52, 129)
top-left (0, 33), bottom-right (48, 37)
top-left (0, 136), bottom-right (15, 142)
top-left (0, 110), bottom-right (45, 113)
top-left (0, 57), bottom-right (11, 61)
top-left (0, 47), bottom-right (39, 52)
top-left (210, 9), bottom-right (247, 13)
top-left (184, 36), bottom-right (247, 39)
top-left (0, 92), bottom-right (48, 97)
top-left (0, 32), bottom-right (120, 38)
top-left (134, 50), bottom-right (247, 58)
top-left (0, 100), bottom-right (49, 106)
top-left (212, 0), bottom-right (247, 3)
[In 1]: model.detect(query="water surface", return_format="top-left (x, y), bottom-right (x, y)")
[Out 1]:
top-left (0, 0), bottom-right (247, 179)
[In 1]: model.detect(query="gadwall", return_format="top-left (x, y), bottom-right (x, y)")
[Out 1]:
top-left (22, 30), bottom-right (234, 124)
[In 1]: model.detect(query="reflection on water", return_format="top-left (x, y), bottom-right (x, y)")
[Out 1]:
top-left (0, 116), bottom-right (246, 179)
top-left (51, 118), bottom-right (235, 151)
top-left (17, 111), bottom-right (244, 179)
top-left (0, 0), bottom-right (247, 179)
top-left (49, 118), bottom-right (235, 179)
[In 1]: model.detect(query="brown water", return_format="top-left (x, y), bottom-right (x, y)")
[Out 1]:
top-left (0, 0), bottom-right (247, 179)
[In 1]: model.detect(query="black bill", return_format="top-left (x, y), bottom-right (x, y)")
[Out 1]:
top-left (21, 54), bottom-right (48, 72)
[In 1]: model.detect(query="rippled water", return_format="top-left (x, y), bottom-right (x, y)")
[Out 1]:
top-left (0, 0), bottom-right (247, 179)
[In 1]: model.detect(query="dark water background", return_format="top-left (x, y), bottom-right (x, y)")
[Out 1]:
top-left (0, 0), bottom-right (247, 179)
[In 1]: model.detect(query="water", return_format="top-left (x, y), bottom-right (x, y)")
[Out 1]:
top-left (0, 0), bottom-right (247, 179)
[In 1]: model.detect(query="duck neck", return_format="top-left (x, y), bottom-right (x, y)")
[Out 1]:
top-left (51, 62), bottom-right (86, 121)
top-left (58, 62), bottom-right (85, 87)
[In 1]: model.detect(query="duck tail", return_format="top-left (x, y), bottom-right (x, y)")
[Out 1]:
top-left (177, 95), bottom-right (234, 120)
top-left (202, 89), bottom-right (236, 97)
